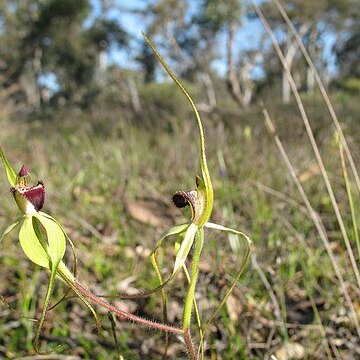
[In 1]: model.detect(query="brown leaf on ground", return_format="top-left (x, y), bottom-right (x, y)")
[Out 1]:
top-left (298, 163), bottom-right (320, 183)
top-left (125, 197), bottom-right (178, 228)
top-left (226, 293), bottom-right (243, 322)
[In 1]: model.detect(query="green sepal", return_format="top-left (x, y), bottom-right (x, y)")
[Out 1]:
top-left (193, 176), bottom-right (207, 226)
top-left (33, 213), bottom-right (66, 268)
top-left (0, 217), bottom-right (22, 243)
top-left (0, 146), bottom-right (17, 187)
top-left (38, 212), bottom-right (79, 281)
top-left (18, 214), bottom-right (72, 282)
top-left (196, 175), bottom-right (205, 189)
top-left (19, 215), bottom-right (50, 269)
top-left (13, 190), bottom-right (28, 214)
top-left (205, 222), bottom-right (251, 243)
top-left (197, 173), bottom-right (213, 228)
top-left (143, 35), bottom-right (214, 228)
top-left (34, 214), bottom-right (75, 283)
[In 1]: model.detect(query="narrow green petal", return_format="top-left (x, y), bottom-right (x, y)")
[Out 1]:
top-left (19, 215), bottom-right (50, 269)
top-left (0, 217), bottom-right (22, 243)
top-left (143, 223), bottom-right (190, 297)
top-left (202, 221), bottom-right (251, 339)
top-left (151, 223), bottom-right (189, 258)
top-left (160, 223), bottom-right (190, 239)
top-left (0, 147), bottom-right (17, 187)
top-left (205, 222), bottom-right (251, 244)
top-left (38, 211), bottom-right (78, 276)
top-left (173, 222), bottom-right (198, 275)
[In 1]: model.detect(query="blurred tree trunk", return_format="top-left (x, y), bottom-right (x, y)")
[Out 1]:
top-left (199, 72), bottom-right (216, 110)
top-left (32, 46), bottom-right (42, 109)
top-left (306, 27), bottom-right (318, 95)
top-left (127, 77), bottom-right (141, 114)
top-left (197, 72), bottom-right (217, 113)
top-left (282, 23), bottom-right (310, 103)
top-left (227, 21), bottom-right (251, 108)
top-left (227, 21), bottom-right (258, 108)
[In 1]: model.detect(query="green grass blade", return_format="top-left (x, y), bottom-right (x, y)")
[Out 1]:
top-left (340, 142), bottom-right (360, 265)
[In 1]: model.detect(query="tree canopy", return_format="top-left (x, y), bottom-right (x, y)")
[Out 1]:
top-left (0, 0), bottom-right (358, 109)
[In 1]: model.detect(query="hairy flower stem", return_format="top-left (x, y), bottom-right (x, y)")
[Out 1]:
top-left (183, 228), bottom-right (204, 330)
top-left (73, 280), bottom-right (199, 358)
top-left (73, 280), bottom-right (184, 335)
top-left (184, 327), bottom-right (197, 360)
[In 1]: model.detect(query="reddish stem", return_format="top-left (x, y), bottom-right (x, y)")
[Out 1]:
top-left (74, 280), bottom-right (183, 335)
top-left (184, 327), bottom-right (196, 360)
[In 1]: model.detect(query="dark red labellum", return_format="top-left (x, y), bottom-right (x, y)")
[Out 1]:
top-left (172, 192), bottom-right (190, 208)
top-left (22, 182), bottom-right (45, 211)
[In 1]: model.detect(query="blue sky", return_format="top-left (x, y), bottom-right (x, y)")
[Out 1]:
top-left (86, 0), bottom-right (267, 76)
top-left (87, 0), bottom-right (150, 67)
top-left (39, 0), bottom-right (338, 91)
top-left (88, 0), bottom-right (337, 74)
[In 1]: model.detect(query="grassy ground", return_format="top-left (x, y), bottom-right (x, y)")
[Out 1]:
top-left (0, 91), bottom-right (359, 359)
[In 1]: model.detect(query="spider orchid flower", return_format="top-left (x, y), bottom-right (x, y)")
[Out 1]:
top-left (145, 34), bottom-right (250, 280)
top-left (144, 35), bottom-right (251, 334)
top-left (0, 147), bottom-right (99, 353)
top-left (150, 166), bottom-right (251, 303)
top-left (1, 146), bottom-right (192, 354)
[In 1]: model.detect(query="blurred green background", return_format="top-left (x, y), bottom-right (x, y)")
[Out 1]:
top-left (0, 0), bottom-right (359, 359)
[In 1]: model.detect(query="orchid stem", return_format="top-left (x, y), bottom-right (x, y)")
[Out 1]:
top-left (184, 327), bottom-right (197, 360)
top-left (183, 228), bottom-right (204, 330)
top-left (73, 280), bottom-right (184, 335)
top-left (34, 263), bottom-right (60, 354)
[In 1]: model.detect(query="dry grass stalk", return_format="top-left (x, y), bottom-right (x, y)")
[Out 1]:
top-left (262, 109), bottom-right (360, 337)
